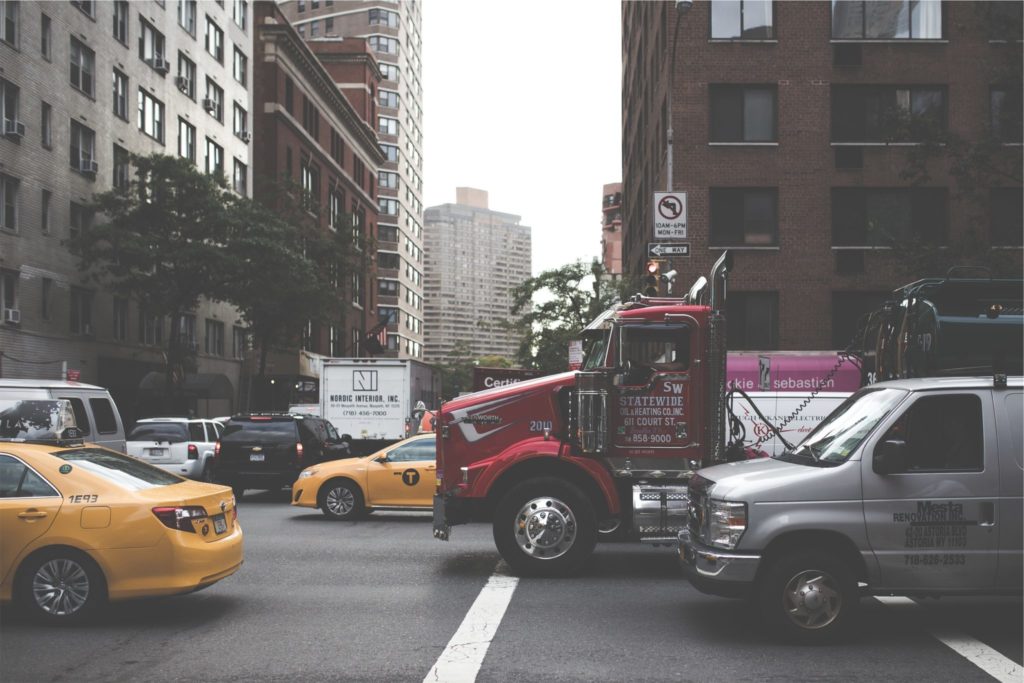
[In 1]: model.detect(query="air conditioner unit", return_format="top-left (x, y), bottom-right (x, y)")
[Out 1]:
top-left (3, 308), bottom-right (20, 324)
top-left (202, 98), bottom-right (218, 113)
top-left (240, 131), bottom-right (252, 143)
top-left (152, 57), bottom-right (170, 73)
top-left (174, 76), bottom-right (191, 93)
top-left (3, 119), bottom-right (25, 138)
top-left (80, 159), bottom-right (99, 174)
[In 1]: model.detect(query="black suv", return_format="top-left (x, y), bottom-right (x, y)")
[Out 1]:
top-left (214, 414), bottom-right (352, 498)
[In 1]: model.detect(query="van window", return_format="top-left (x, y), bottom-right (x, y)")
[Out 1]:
top-left (89, 398), bottom-right (118, 434)
top-left (60, 397), bottom-right (91, 436)
top-left (880, 394), bottom-right (983, 471)
top-left (128, 422), bottom-right (188, 443)
top-left (1006, 393), bottom-right (1022, 469)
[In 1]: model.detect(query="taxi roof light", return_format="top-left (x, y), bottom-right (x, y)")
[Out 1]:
top-left (0, 399), bottom-right (85, 446)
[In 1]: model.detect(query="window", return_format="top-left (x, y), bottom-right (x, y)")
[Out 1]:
top-left (991, 88), bottom-right (1023, 143)
top-left (879, 395), bottom-right (982, 471)
top-left (178, 52), bottom-right (196, 99)
top-left (330, 129), bottom-right (344, 166)
top-left (297, 0), bottom-right (304, 11)
top-left (302, 95), bottom-right (319, 138)
top-left (40, 189), bottom-right (50, 234)
top-left (378, 116), bottom-right (399, 136)
top-left (301, 160), bottom-right (320, 212)
top-left (113, 297), bottom-right (129, 341)
top-left (379, 63), bottom-right (399, 82)
top-left (178, 118), bottom-right (196, 162)
top-left (328, 325), bottom-right (341, 356)
top-left (711, 0), bottom-right (773, 39)
top-left (831, 291), bottom-right (887, 348)
top-left (380, 144), bottom-right (399, 162)
top-left (40, 13), bottom-right (50, 59)
top-left (378, 225), bottom-right (398, 242)
top-left (138, 89), bottom-right (165, 143)
top-left (69, 201), bottom-right (93, 239)
top-left (140, 308), bottom-right (163, 345)
top-left (205, 77), bottom-right (223, 121)
top-left (831, 85), bottom-right (946, 142)
top-left (189, 422), bottom-right (206, 442)
top-left (832, 0), bottom-right (942, 40)
top-left (369, 8), bottom-right (400, 28)
top-left (727, 292), bottom-right (778, 350)
top-left (113, 0), bottom-right (128, 44)
top-left (112, 69), bottom-right (129, 120)
top-left (40, 101), bottom-right (51, 148)
top-left (379, 198), bottom-right (398, 216)
top-left (69, 120), bottom-right (96, 173)
top-left (179, 314), bottom-right (197, 350)
top-left (352, 272), bottom-right (362, 306)
top-left (0, 78), bottom-right (18, 135)
top-left (378, 252), bottom-right (400, 270)
top-left (0, 455), bottom-right (58, 498)
top-left (309, 20), bottom-right (318, 38)
top-left (301, 320), bottom-right (313, 351)
top-left (70, 38), bottom-right (96, 97)
top-left (379, 90), bottom-right (399, 108)
top-left (379, 171), bottom-right (398, 190)
top-left (41, 277), bottom-right (51, 319)
top-left (328, 188), bottom-right (344, 230)
top-left (709, 85), bottom-right (776, 142)
top-left (233, 102), bottom-right (248, 138)
top-left (70, 287), bottom-right (93, 335)
top-left (325, 17), bottom-right (334, 34)
top-left (113, 144), bottom-right (130, 189)
top-left (233, 47), bottom-right (247, 86)
top-left (710, 188), bottom-right (777, 246)
top-left (205, 137), bottom-right (223, 175)
top-left (354, 157), bottom-right (365, 187)
top-left (368, 36), bottom-right (399, 55)
top-left (297, 24), bottom-right (304, 38)
top-left (205, 319), bottom-right (224, 355)
top-left (1, 269), bottom-right (16, 314)
top-left (205, 16), bottom-right (223, 62)
top-left (70, 0), bottom-right (94, 18)
top-left (284, 76), bottom-right (294, 114)
top-left (1, 0), bottom-right (17, 46)
top-left (178, 0), bottom-right (196, 35)
top-left (379, 279), bottom-right (399, 296)
top-left (991, 188), bottom-right (1023, 247)
top-left (139, 19), bottom-right (167, 69)
top-left (232, 0), bottom-right (247, 30)
top-left (232, 326), bottom-right (248, 359)
top-left (831, 187), bottom-right (947, 246)
top-left (233, 158), bottom-right (246, 195)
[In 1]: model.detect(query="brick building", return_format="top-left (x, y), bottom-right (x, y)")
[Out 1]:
top-left (278, 0), bottom-right (425, 360)
top-left (0, 0), bottom-right (252, 422)
top-left (250, 0), bottom-right (384, 407)
top-left (601, 182), bottom-right (623, 276)
top-left (621, 1), bottom-right (1022, 351)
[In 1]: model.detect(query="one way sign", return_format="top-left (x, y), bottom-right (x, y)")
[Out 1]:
top-left (648, 242), bottom-right (691, 258)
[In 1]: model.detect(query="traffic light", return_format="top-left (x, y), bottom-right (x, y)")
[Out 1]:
top-left (643, 260), bottom-right (660, 296)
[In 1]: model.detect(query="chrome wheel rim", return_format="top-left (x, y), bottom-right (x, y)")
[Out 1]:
top-left (32, 558), bottom-right (90, 616)
top-left (513, 496), bottom-right (577, 560)
top-left (326, 485), bottom-right (355, 516)
top-left (782, 569), bottom-right (842, 630)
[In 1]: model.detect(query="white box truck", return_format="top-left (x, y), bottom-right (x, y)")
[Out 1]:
top-left (319, 358), bottom-right (440, 455)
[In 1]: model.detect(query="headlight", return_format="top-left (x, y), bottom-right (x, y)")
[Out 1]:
top-left (298, 468), bottom-right (318, 479)
top-left (708, 500), bottom-right (747, 550)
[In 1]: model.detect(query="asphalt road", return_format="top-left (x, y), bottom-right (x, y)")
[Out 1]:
top-left (2, 493), bottom-right (1021, 682)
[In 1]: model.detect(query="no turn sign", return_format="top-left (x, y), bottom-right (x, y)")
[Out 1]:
top-left (653, 192), bottom-right (687, 239)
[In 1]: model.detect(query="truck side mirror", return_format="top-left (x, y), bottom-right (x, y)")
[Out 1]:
top-left (873, 439), bottom-right (907, 475)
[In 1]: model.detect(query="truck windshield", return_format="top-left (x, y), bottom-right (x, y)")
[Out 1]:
top-left (581, 330), bottom-right (610, 371)
top-left (778, 387), bottom-right (907, 466)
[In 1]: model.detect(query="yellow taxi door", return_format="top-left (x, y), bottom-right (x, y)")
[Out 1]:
top-left (0, 454), bottom-right (64, 584)
top-left (364, 438), bottom-right (436, 507)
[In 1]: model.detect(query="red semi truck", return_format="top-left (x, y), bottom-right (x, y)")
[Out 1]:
top-left (433, 252), bottom-right (735, 576)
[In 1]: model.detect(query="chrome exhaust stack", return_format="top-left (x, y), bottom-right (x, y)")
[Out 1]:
top-left (706, 251), bottom-right (732, 465)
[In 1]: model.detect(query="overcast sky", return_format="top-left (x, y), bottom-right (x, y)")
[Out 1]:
top-left (421, 0), bottom-right (622, 276)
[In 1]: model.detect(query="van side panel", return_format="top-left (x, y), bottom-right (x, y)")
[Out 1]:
top-left (996, 391), bottom-right (1023, 589)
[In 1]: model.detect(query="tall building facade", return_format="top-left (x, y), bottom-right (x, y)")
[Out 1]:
top-left (601, 182), bottom-right (623, 276)
top-left (621, 1), bottom-right (1022, 351)
top-left (278, 0), bottom-right (425, 360)
top-left (0, 0), bottom-right (252, 422)
top-left (423, 188), bottom-right (532, 364)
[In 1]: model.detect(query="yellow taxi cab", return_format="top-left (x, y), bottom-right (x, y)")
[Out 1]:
top-left (291, 433), bottom-right (435, 520)
top-left (0, 399), bottom-right (242, 623)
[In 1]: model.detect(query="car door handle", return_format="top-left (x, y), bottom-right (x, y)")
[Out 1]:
top-left (979, 502), bottom-right (996, 527)
top-left (426, 466), bottom-right (436, 471)
top-left (18, 510), bottom-right (49, 520)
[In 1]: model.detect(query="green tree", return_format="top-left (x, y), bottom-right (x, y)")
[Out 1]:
top-left (69, 154), bottom-right (237, 398)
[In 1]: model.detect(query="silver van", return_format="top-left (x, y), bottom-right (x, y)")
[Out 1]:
top-left (679, 376), bottom-right (1023, 642)
top-left (0, 379), bottom-right (126, 452)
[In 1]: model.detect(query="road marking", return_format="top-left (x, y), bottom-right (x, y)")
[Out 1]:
top-left (424, 565), bottom-right (518, 683)
top-left (876, 596), bottom-right (1023, 683)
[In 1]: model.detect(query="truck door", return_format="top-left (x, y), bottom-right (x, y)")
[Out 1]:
top-left (861, 391), bottom-right (999, 590)
top-left (610, 323), bottom-right (699, 462)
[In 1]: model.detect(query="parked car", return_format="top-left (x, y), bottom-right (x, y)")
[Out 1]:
top-left (126, 417), bottom-right (223, 481)
top-left (214, 414), bottom-right (352, 498)
top-left (0, 379), bottom-right (126, 452)
top-left (679, 376), bottom-right (1023, 642)
top-left (0, 398), bottom-right (242, 623)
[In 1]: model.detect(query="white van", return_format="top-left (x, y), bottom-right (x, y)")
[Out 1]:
top-left (0, 379), bottom-right (126, 452)
top-left (729, 391), bottom-right (852, 456)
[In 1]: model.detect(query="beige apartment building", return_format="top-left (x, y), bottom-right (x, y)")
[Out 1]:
top-left (423, 188), bottom-right (532, 364)
top-left (278, 0), bottom-right (425, 360)
top-left (0, 0), bottom-right (252, 423)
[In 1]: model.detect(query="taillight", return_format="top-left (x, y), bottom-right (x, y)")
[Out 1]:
top-left (187, 443), bottom-right (199, 460)
top-left (152, 506), bottom-right (208, 532)
top-left (231, 497), bottom-right (238, 522)
top-left (214, 441), bottom-right (221, 457)
top-left (296, 442), bottom-right (304, 464)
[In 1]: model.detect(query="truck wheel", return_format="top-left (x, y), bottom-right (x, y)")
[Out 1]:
top-left (757, 550), bottom-right (857, 643)
top-left (318, 479), bottom-right (365, 520)
top-left (493, 477), bottom-right (597, 577)
top-left (15, 548), bottom-right (107, 624)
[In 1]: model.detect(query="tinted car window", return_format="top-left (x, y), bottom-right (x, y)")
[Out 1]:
top-left (51, 447), bottom-right (183, 490)
top-left (189, 422), bottom-right (206, 442)
top-left (211, 421), bottom-right (223, 438)
top-left (388, 439), bottom-right (435, 463)
top-left (879, 394), bottom-right (984, 471)
top-left (59, 397), bottom-right (91, 436)
top-left (325, 421), bottom-right (340, 441)
top-left (89, 398), bottom-right (118, 434)
top-left (0, 454), bottom-right (59, 497)
top-left (220, 419), bottom-right (297, 444)
top-left (128, 422), bottom-right (189, 443)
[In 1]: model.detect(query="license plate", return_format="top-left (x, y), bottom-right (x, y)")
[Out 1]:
top-left (148, 448), bottom-right (166, 457)
top-left (213, 513), bottom-right (227, 534)
top-left (249, 453), bottom-right (265, 462)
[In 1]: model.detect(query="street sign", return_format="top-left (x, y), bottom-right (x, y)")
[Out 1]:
top-left (653, 192), bottom-right (687, 239)
top-left (647, 242), bottom-right (690, 258)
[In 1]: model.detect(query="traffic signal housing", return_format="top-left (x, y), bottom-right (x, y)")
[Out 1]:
top-left (644, 260), bottom-right (660, 296)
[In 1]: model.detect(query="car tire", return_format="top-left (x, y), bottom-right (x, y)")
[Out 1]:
top-left (493, 477), bottom-right (597, 577)
top-left (318, 479), bottom-right (365, 520)
top-left (15, 548), bottom-right (107, 624)
top-left (756, 549), bottom-right (858, 643)
top-left (200, 462), bottom-right (215, 483)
